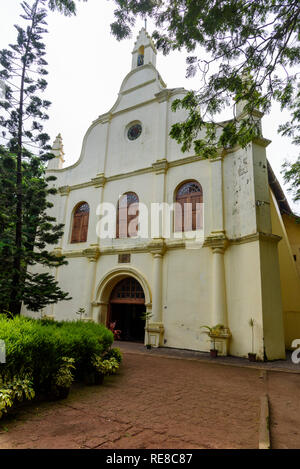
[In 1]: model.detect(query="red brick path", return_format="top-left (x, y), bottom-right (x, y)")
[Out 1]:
top-left (0, 345), bottom-right (299, 449)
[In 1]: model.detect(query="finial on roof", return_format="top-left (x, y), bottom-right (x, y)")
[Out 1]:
top-left (47, 133), bottom-right (65, 170)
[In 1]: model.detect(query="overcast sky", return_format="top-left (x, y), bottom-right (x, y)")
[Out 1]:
top-left (0, 0), bottom-right (299, 213)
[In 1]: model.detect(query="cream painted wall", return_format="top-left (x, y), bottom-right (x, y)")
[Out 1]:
top-left (283, 214), bottom-right (300, 278)
top-left (22, 28), bottom-right (292, 361)
top-left (270, 191), bottom-right (300, 349)
top-left (225, 241), bottom-right (265, 359)
top-left (259, 237), bottom-right (286, 359)
top-left (51, 257), bottom-right (89, 320)
top-left (223, 145), bottom-right (257, 239)
top-left (162, 248), bottom-right (212, 351)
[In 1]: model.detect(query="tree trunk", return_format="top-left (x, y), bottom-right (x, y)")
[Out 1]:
top-left (9, 0), bottom-right (40, 316)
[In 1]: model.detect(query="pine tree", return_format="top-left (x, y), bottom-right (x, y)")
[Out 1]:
top-left (0, 0), bottom-right (87, 315)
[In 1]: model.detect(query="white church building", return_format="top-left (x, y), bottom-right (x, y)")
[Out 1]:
top-left (23, 29), bottom-right (300, 360)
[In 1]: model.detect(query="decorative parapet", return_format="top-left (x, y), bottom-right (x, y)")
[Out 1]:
top-left (152, 158), bottom-right (168, 175)
top-left (91, 173), bottom-right (106, 188)
top-left (58, 185), bottom-right (70, 196)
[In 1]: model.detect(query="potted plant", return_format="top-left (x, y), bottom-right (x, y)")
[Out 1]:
top-left (90, 355), bottom-right (120, 385)
top-left (108, 321), bottom-right (122, 341)
top-left (51, 357), bottom-right (75, 399)
top-left (76, 307), bottom-right (87, 321)
top-left (201, 324), bottom-right (226, 358)
top-left (248, 318), bottom-right (257, 361)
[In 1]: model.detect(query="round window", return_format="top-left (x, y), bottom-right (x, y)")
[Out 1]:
top-left (127, 123), bottom-right (142, 141)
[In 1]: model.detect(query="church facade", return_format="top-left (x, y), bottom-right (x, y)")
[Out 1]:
top-left (23, 29), bottom-right (300, 360)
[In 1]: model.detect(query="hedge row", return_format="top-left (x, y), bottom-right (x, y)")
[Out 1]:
top-left (0, 316), bottom-right (116, 402)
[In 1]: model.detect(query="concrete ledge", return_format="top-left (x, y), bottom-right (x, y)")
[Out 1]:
top-left (259, 394), bottom-right (271, 449)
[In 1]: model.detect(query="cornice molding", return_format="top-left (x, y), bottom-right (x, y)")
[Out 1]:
top-left (83, 244), bottom-right (100, 262)
top-left (229, 232), bottom-right (282, 246)
top-left (57, 154), bottom-right (210, 193)
top-left (204, 233), bottom-right (228, 252)
top-left (152, 158), bottom-right (168, 175)
top-left (121, 78), bottom-right (156, 96)
top-left (148, 238), bottom-right (166, 256)
top-left (155, 88), bottom-right (185, 103)
top-left (91, 173), bottom-right (106, 188)
top-left (57, 231), bottom-right (282, 259)
top-left (58, 185), bottom-right (70, 196)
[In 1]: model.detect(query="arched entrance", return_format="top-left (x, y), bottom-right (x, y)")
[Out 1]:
top-left (108, 277), bottom-right (146, 342)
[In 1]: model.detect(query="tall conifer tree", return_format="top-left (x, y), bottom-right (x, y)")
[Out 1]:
top-left (0, 0), bottom-right (87, 315)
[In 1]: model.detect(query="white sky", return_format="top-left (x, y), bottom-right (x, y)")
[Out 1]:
top-left (0, 0), bottom-right (299, 213)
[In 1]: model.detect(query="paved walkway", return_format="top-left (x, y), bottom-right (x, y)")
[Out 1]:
top-left (119, 341), bottom-right (300, 373)
top-left (0, 343), bottom-right (299, 449)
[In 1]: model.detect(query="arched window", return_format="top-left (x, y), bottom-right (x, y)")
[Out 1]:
top-left (175, 181), bottom-right (203, 232)
top-left (137, 46), bottom-right (144, 66)
top-left (116, 192), bottom-right (139, 238)
top-left (110, 277), bottom-right (145, 304)
top-left (70, 202), bottom-right (90, 243)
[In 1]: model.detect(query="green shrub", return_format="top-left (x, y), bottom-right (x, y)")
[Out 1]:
top-left (0, 369), bottom-right (35, 418)
top-left (0, 316), bottom-right (114, 390)
top-left (91, 355), bottom-right (120, 376)
top-left (103, 347), bottom-right (123, 364)
top-left (53, 357), bottom-right (75, 388)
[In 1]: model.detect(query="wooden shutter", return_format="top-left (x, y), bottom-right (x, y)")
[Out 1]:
top-left (71, 202), bottom-right (90, 243)
top-left (175, 182), bottom-right (203, 232)
top-left (117, 193), bottom-right (139, 238)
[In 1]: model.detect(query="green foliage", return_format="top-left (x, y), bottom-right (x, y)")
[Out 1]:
top-left (103, 347), bottom-right (123, 364)
top-left (53, 357), bottom-right (75, 388)
top-left (91, 355), bottom-right (120, 376)
top-left (201, 324), bottom-right (226, 350)
top-left (0, 316), bottom-right (114, 390)
top-left (110, 0), bottom-right (300, 199)
top-left (0, 369), bottom-right (35, 418)
top-left (47, 0), bottom-right (88, 16)
top-left (282, 156), bottom-right (300, 203)
top-left (0, 0), bottom-right (84, 314)
top-left (76, 307), bottom-right (86, 320)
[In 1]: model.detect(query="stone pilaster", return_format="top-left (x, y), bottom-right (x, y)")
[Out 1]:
top-left (209, 157), bottom-right (225, 235)
top-left (206, 234), bottom-right (231, 355)
top-left (146, 239), bottom-right (165, 347)
top-left (92, 173), bottom-right (106, 244)
top-left (83, 244), bottom-right (100, 318)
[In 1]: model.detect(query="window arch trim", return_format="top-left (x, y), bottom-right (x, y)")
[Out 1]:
top-left (116, 192), bottom-right (139, 238)
top-left (70, 201), bottom-right (90, 243)
top-left (174, 180), bottom-right (203, 232)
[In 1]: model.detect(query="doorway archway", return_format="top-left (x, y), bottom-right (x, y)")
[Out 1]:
top-left (108, 277), bottom-right (146, 342)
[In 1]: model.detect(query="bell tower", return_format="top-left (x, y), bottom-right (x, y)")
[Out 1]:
top-left (131, 27), bottom-right (157, 70)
